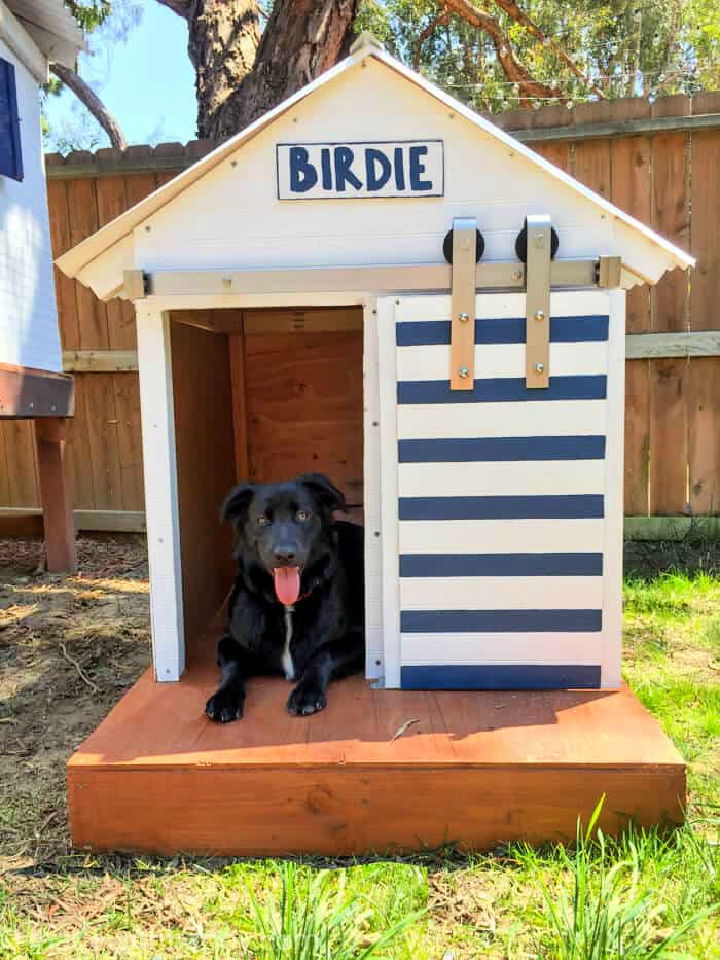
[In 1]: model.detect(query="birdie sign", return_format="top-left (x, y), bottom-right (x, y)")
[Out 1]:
top-left (276, 140), bottom-right (444, 200)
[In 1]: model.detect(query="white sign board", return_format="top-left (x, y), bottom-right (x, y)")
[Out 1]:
top-left (276, 140), bottom-right (444, 200)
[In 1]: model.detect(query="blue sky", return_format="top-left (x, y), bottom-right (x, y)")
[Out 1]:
top-left (44, 0), bottom-right (197, 150)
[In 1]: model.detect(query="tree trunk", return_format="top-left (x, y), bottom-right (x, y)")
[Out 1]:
top-left (193, 0), bottom-right (359, 140)
top-left (186, 0), bottom-right (260, 138)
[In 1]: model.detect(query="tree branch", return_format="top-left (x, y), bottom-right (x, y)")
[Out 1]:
top-left (50, 62), bottom-right (128, 150)
top-left (413, 9), bottom-right (449, 71)
top-left (152, 0), bottom-right (191, 19)
top-left (443, 0), bottom-right (564, 102)
top-left (490, 0), bottom-right (606, 99)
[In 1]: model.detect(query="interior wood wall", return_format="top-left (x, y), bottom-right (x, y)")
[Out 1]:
top-left (2, 98), bottom-right (719, 523)
top-left (170, 321), bottom-right (236, 644)
top-left (241, 329), bottom-right (364, 503)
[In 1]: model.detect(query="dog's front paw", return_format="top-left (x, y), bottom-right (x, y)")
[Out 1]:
top-left (287, 680), bottom-right (327, 716)
top-left (205, 686), bottom-right (245, 723)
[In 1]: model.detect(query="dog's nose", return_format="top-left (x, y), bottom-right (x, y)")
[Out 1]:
top-left (273, 545), bottom-right (297, 564)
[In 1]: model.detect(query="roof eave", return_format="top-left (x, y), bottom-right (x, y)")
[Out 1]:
top-left (55, 44), bottom-right (695, 285)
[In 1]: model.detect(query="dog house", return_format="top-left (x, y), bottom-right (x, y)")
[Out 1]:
top-left (58, 36), bottom-right (690, 856)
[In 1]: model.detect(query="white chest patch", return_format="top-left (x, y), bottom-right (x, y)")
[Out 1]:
top-left (282, 606), bottom-right (295, 680)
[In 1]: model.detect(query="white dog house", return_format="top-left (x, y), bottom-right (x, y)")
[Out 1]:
top-left (59, 36), bottom-right (691, 858)
top-left (58, 36), bottom-right (692, 693)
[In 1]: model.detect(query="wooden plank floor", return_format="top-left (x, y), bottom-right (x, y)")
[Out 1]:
top-left (67, 647), bottom-right (685, 856)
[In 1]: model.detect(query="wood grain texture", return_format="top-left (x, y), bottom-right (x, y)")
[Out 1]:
top-left (46, 177), bottom-right (80, 349)
top-left (113, 373), bottom-right (144, 511)
top-left (531, 141), bottom-right (570, 172)
top-left (244, 329), bottom-right (363, 504)
top-left (65, 377), bottom-right (96, 509)
top-left (67, 177), bottom-right (109, 351)
top-left (2, 420), bottom-right (39, 506)
top-left (171, 323), bottom-right (236, 642)
top-left (66, 657), bottom-right (685, 856)
top-left (649, 358), bottom-right (688, 515)
top-left (35, 418), bottom-right (77, 572)
top-left (573, 138), bottom-right (612, 199)
top-left (689, 131), bottom-right (720, 331)
top-left (651, 133), bottom-right (690, 332)
top-left (624, 359), bottom-right (650, 515)
top-left (687, 358), bottom-right (720, 515)
top-left (611, 135), bottom-right (652, 333)
top-left (82, 373), bottom-right (123, 511)
top-left (228, 334), bottom-right (249, 478)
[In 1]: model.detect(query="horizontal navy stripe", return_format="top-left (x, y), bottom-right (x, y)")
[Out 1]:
top-left (400, 664), bottom-right (601, 690)
top-left (398, 435), bottom-right (606, 462)
top-left (401, 609), bottom-right (603, 633)
top-left (397, 376), bottom-right (607, 404)
top-left (399, 553), bottom-right (603, 577)
top-left (399, 494), bottom-right (604, 521)
top-left (396, 315), bottom-right (609, 347)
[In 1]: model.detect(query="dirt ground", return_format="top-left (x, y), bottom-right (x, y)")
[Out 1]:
top-left (0, 536), bottom-right (150, 870)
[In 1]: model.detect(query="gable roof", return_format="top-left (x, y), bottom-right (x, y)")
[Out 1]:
top-left (56, 37), bottom-right (694, 287)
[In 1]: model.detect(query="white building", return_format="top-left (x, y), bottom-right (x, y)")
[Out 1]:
top-left (1, 0), bottom-right (83, 569)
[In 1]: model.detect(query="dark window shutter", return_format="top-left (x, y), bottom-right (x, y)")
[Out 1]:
top-left (0, 57), bottom-right (24, 181)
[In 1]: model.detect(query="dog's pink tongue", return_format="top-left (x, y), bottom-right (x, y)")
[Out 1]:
top-left (273, 566), bottom-right (300, 606)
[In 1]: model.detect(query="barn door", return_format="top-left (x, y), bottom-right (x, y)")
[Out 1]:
top-left (376, 290), bottom-right (625, 691)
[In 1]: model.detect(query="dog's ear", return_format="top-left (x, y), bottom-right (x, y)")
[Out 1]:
top-left (297, 473), bottom-right (347, 513)
top-left (221, 483), bottom-right (255, 523)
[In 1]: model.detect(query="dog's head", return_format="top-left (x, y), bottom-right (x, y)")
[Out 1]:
top-left (222, 473), bottom-right (346, 603)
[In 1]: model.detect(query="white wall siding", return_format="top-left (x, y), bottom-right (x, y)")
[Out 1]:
top-left (133, 58), bottom-right (616, 275)
top-left (0, 38), bottom-right (61, 372)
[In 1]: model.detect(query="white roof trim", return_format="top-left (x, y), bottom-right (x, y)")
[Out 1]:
top-left (56, 41), bottom-right (694, 284)
top-left (7, 0), bottom-right (83, 59)
top-left (0, 0), bottom-right (47, 80)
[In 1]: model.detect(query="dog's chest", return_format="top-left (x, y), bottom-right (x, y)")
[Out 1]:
top-left (282, 606), bottom-right (295, 680)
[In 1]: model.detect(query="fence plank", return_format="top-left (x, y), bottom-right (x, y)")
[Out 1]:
top-left (96, 176), bottom-right (137, 352)
top-left (687, 357), bottom-right (720, 515)
top-left (46, 178), bottom-right (81, 349)
top-left (532, 141), bottom-right (571, 172)
top-left (82, 373), bottom-right (124, 510)
top-left (66, 178), bottom-right (110, 350)
top-left (66, 378), bottom-right (96, 509)
top-left (649, 357), bottom-right (688, 514)
top-left (113, 373), bottom-right (145, 511)
top-left (611, 136), bottom-right (652, 333)
top-left (624, 359), bottom-right (650, 515)
top-left (689, 130), bottom-right (720, 331)
top-left (0, 424), bottom-right (13, 506)
top-left (573, 137), bottom-right (612, 198)
top-left (650, 97), bottom-right (690, 333)
top-left (4, 421), bottom-right (39, 506)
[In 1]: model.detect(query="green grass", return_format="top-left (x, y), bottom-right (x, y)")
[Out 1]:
top-left (0, 570), bottom-right (718, 958)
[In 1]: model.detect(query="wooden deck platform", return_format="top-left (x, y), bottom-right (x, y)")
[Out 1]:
top-left (67, 652), bottom-right (685, 856)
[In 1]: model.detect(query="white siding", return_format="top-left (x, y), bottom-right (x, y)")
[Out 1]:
top-left (133, 57), bottom-right (617, 275)
top-left (0, 37), bottom-right (61, 372)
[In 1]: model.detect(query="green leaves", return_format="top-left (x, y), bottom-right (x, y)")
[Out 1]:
top-left (356, 0), bottom-right (720, 110)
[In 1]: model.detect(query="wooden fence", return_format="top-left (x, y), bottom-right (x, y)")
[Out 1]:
top-left (1, 93), bottom-right (719, 534)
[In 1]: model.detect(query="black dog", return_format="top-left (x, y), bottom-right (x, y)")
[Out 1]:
top-left (205, 473), bottom-right (365, 722)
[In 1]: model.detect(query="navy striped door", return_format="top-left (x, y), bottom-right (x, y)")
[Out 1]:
top-left (382, 290), bottom-right (622, 691)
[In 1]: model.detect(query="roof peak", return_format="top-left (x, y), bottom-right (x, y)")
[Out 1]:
top-left (349, 31), bottom-right (386, 56)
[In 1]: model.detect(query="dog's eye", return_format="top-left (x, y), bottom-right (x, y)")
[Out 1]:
top-left (256, 516), bottom-right (269, 526)
top-left (296, 510), bottom-right (311, 521)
